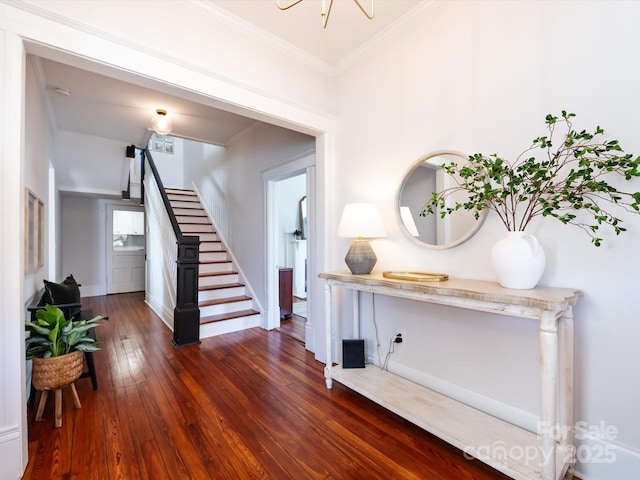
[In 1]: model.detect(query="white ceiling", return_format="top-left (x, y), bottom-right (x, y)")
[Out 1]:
top-left (34, 0), bottom-right (427, 194)
top-left (206, 0), bottom-right (424, 67)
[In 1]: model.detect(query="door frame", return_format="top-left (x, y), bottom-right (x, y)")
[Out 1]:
top-left (105, 202), bottom-right (145, 294)
top-left (264, 152), bottom-right (315, 350)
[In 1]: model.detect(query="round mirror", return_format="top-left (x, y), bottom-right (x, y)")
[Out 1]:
top-left (397, 150), bottom-right (487, 249)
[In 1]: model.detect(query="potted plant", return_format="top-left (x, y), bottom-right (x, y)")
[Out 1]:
top-left (26, 305), bottom-right (104, 391)
top-left (421, 111), bottom-right (640, 288)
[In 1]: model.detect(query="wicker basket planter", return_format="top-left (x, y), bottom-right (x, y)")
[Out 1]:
top-left (32, 350), bottom-right (84, 391)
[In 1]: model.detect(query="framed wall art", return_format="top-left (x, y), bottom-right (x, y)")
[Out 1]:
top-left (25, 189), bottom-right (44, 273)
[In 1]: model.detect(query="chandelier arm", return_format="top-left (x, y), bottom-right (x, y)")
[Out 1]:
top-left (321, 0), bottom-right (334, 29)
top-left (354, 0), bottom-right (375, 19)
top-left (276, 0), bottom-right (304, 11)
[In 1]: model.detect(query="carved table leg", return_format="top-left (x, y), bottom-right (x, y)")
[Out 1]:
top-left (540, 310), bottom-right (559, 480)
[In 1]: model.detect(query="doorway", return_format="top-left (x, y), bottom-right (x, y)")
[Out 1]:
top-left (275, 173), bottom-right (307, 342)
top-left (264, 153), bottom-right (315, 348)
top-left (106, 204), bottom-right (146, 294)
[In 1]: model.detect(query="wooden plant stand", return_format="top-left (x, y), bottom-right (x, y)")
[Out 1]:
top-left (35, 382), bottom-right (82, 428)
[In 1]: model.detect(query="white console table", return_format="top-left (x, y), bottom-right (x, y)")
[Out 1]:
top-left (320, 271), bottom-right (582, 480)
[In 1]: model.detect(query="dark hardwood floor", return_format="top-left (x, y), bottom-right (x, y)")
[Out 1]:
top-left (277, 313), bottom-right (306, 344)
top-left (24, 292), bottom-right (511, 480)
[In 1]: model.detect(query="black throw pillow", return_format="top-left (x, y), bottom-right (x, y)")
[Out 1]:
top-left (42, 274), bottom-right (81, 317)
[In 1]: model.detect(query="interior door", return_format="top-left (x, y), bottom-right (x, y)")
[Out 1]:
top-left (107, 204), bottom-right (145, 294)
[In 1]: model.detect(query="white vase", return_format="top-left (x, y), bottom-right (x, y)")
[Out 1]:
top-left (491, 231), bottom-right (545, 289)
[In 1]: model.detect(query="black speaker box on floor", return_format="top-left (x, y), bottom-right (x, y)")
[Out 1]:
top-left (342, 339), bottom-right (365, 368)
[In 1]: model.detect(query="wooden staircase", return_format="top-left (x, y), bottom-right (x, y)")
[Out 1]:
top-left (166, 188), bottom-right (260, 338)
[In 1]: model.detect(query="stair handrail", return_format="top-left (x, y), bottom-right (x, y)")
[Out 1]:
top-left (143, 149), bottom-right (184, 239)
top-left (142, 148), bottom-right (201, 347)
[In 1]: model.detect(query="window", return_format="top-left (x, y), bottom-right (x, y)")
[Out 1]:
top-left (113, 210), bottom-right (145, 251)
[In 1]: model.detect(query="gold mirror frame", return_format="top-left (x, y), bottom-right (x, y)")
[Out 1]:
top-left (396, 150), bottom-right (487, 250)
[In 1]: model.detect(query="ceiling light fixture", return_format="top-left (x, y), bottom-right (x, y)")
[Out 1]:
top-left (276, 0), bottom-right (374, 29)
top-left (150, 109), bottom-right (172, 136)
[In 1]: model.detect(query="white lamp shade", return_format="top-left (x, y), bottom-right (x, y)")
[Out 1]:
top-left (400, 206), bottom-right (419, 237)
top-left (151, 109), bottom-right (173, 135)
top-left (337, 203), bottom-right (387, 239)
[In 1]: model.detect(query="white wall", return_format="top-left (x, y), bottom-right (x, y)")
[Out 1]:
top-left (150, 136), bottom-right (185, 189)
top-left (193, 123), bottom-right (315, 312)
top-left (24, 55), bottom-right (55, 299)
top-left (55, 130), bottom-right (131, 197)
top-left (60, 196), bottom-right (105, 294)
top-left (334, 1), bottom-right (640, 478)
top-left (182, 138), bottom-right (205, 189)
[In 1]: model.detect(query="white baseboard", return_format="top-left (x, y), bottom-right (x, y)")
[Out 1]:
top-left (0, 425), bottom-right (25, 479)
top-left (377, 357), bottom-right (539, 432)
top-left (573, 433), bottom-right (640, 480)
top-left (144, 292), bottom-right (174, 331)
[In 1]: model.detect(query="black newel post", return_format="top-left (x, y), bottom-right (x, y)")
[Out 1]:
top-left (173, 235), bottom-right (200, 346)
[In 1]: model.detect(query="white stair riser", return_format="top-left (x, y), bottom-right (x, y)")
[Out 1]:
top-left (199, 314), bottom-right (261, 339)
top-left (200, 242), bottom-right (223, 252)
top-left (196, 233), bottom-right (218, 242)
top-left (199, 262), bottom-right (233, 274)
top-left (199, 273), bottom-right (239, 287)
top-left (198, 286), bottom-right (246, 302)
top-left (173, 208), bottom-right (206, 217)
top-left (170, 200), bottom-right (200, 209)
top-left (177, 216), bottom-right (210, 224)
top-left (200, 300), bottom-right (253, 317)
top-left (181, 224), bottom-right (214, 233)
top-left (200, 251), bottom-right (228, 262)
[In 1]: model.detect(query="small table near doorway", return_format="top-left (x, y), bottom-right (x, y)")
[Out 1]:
top-left (279, 268), bottom-right (293, 318)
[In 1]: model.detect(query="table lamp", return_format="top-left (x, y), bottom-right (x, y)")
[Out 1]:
top-left (337, 203), bottom-right (387, 274)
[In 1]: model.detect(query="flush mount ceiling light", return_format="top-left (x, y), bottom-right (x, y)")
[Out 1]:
top-left (150, 108), bottom-right (172, 135)
top-left (276, 0), bottom-right (374, 29)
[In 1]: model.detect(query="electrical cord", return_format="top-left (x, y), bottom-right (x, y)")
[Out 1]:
top-left (371, 293), bottom-right (383, 368)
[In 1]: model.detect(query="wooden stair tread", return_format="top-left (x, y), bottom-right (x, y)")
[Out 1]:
top-left (200, 309), bottom-right (260, 325)
top-left (199, 282), bottom-right (244, 292)
top-left (199, 260), bottom-right (232, 265)
top-left (178, 222), bottom-right (214, 226)
top-left (199, 295), bottom-right (252, 307)
top-left (166, 190), bottom-right (196, 195)
top-left (199, 271), bottom-right (238, 278)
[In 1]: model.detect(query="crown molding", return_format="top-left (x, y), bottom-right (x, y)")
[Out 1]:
top-left (335, 0), bottom-right (445, 75)
top-left (185, 0), bottom-right (335, 76)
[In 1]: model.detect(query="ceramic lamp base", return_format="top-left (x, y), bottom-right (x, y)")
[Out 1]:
top-left (345, 239), bottom-right (377, 274)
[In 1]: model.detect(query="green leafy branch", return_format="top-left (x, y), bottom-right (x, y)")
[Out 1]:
top-left (420, 111), bottom-right (640, 246)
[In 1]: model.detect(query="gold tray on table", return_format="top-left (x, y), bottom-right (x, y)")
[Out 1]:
top-left (382, 271), bottom-right (449, 282)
